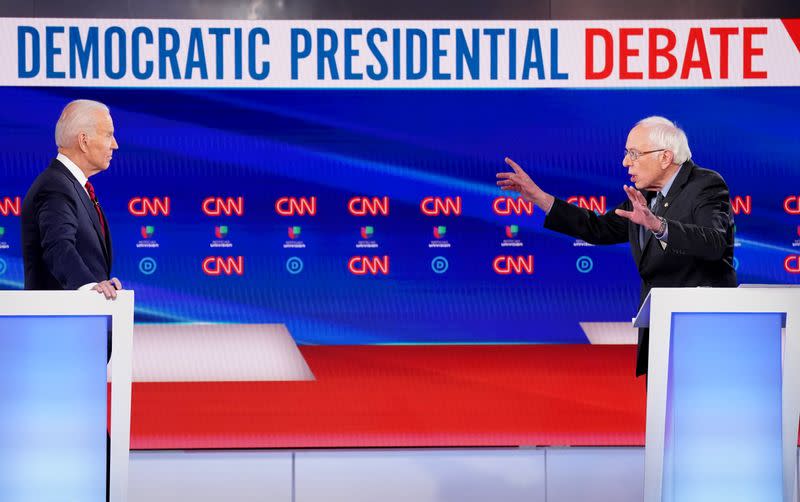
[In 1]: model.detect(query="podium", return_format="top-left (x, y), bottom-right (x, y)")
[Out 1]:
top-left (634, 287), bottom-right (800, 502)
top-left (0, 291), bottom-right (134, 502)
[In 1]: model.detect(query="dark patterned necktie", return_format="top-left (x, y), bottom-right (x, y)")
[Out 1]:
top-left (84, 181), bottom-right (107, 240)
top-left (639, 192), bottom-right (664, 248)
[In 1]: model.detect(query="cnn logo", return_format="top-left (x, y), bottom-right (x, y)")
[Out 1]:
top-left (0, 196), bottom-right (21, 216)
top-left (730, 196), bottom-right (751, 215)
top-left (567, 196), bottom-right (606, 214)
top-left (348, 256), bottom-right (389, 275)
top-left (348, 196), bottom-right (389, 216)
top-left (202, 256), bottom-right (244, 276)
top-left (420, 196), bottom-right (461, 216)
top-left (492, 255), bottom-right (534, 275)
top-left (202, 197), bottom-right (244, 216)
top-left (785, 196), bottom-right (800, 215)
top-left (276, 197), bottom-right (317, 216)
top-left (128, 197), bottom-right (171, 216)
top-left (493, 197), bottom-right (534, 216)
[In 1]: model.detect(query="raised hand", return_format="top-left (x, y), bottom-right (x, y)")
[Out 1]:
top-left (495, 157), bottom-right (554, 212)
top-left (614, 185), bottom-right (661, 231)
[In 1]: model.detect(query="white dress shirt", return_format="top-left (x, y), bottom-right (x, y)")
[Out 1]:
top-left (56, 153), bottom-right (98, 291)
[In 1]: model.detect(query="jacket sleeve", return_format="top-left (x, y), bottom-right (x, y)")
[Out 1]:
top-left (36, 189), bottom-right (97, 290)
top-left (543, 197), bottom-right (629, 245)
top-left (663, 177), bottom-right (732, 260)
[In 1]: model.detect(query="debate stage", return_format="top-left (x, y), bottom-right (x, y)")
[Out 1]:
top-left (122, 343), bottom-right (800, 501)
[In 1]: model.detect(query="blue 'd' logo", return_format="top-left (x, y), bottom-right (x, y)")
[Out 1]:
top-left (286, 257), bottom-right (304, 275)
top-left (139, 257), bottom-right (157, 275)
top-left (576, 256), bottom-right (593, 273)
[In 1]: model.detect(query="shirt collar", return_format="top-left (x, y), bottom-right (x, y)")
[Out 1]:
top-left (659, 165), bottom-right (682, 197)
top-left (56, 153), bottom-right (89, 188)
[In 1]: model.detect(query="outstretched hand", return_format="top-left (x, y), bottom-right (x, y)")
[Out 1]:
top-left (495, 157), bottom-right (554, 211)
top-left (614, 185), bottom-right (661, 231)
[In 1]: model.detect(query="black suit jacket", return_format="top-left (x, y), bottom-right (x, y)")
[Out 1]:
top-left (21, 159), bottom-right (112, 290)
top-left (543, 160), bottom-right (737, 375)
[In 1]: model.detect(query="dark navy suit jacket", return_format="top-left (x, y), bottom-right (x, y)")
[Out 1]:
top-left (543, 160), bottom-right (737, 376)
top-left (21, 158), bottom-right (112, 290)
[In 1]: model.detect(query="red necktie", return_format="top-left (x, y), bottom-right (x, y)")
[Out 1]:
top-left (84, 181), bottom-right (107, 241)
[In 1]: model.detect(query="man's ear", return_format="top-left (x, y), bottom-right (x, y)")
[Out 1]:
top-left (661, 150), bottom-right (674, 169)
top-left (78, 132), bottom-right (89, 153)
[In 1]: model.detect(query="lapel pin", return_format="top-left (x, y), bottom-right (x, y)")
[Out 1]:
top-left (664, 202), bottom-right (669, 207)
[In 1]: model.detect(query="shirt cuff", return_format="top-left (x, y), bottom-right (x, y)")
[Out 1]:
top-left (654, 219), bottom-right (668, 242)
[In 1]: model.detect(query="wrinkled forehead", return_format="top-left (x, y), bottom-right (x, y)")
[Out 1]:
top-left (625, 125), bottom-right (651, 149)
top-left (94, 110), bottom-right (114, 132)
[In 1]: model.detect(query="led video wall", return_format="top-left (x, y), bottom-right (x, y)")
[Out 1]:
top-left (1, 85), bottom-right (798, 344)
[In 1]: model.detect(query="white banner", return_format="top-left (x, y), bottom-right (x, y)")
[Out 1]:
top-left (2, 18), bottom-right (799, 87)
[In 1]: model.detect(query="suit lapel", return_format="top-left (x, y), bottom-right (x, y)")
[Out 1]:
top-left (640, 194), bottom-right (657, 258)
top-left (51, 160), bottom-right (110, 262)
top-left (636, 161), bottom-right (695, 267)
top-left (657, 160), bottom-right (694, 219)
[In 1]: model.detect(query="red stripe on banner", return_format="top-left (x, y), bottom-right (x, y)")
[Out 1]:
top-left (129, 344), bottom-right (647, 449)
top-left (782, 19), bottom-right (800, 54)
top-left (124, 344), bottom-right (800, 449)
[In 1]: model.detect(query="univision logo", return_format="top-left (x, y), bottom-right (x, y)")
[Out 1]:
top-left (505, 225), bottom-right (519, 239)
top-left (136, 225), bottom-right (159, 248)
top-left (0, 226), bottom-right (4, 237)
top-left (360, 226), bottom-right (374, 239)
top-left (288, 226), bottom-right (302, 239)
top-left (210, 225), bottom-right (233, 248)
top-left (433, 226), bottom-right (447, 239)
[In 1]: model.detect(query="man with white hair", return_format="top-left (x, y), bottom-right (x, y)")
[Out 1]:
top-left (21, 99), bottom-right (122, 299)
top-left (496, 116), bottom-right (737, 376)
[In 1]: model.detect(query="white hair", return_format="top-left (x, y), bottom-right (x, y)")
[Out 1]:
top-left (55, 99), bottom-right (110, 148)
top-left (636, 116), bottom-right (692, 165)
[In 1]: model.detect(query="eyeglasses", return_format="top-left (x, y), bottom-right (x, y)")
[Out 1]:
top-left (624, 149), bottom-right (665, 161)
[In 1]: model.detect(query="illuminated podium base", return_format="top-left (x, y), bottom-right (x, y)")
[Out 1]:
top-left (635, 287), bottom-right (800, 502)
top-left (0, 291), bottom-right (134, 502)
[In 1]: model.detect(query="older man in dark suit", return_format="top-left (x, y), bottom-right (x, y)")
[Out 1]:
top-left (496, 116), bottom-right (737, 376)
top-left (22, 99), bottom-right (122, 501)
top-left (22, 99), bottom-right (121, 299)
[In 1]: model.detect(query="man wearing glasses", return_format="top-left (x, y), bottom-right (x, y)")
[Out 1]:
top-left (496, 116), bottom-right (737, 377)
